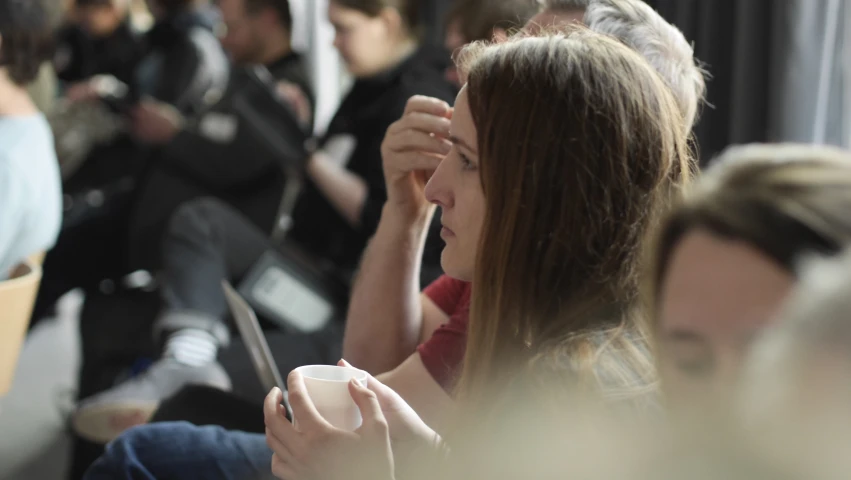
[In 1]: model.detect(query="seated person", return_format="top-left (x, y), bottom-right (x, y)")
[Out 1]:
top-left (123, 0), bottom-right (315, 268)
top-left (55, 0), bottom-right (144, 88)
top-left (0, 0), bottom-right (62, 277)
top-left (651, 144), bottom-right (851, 418)
top-left (51, 0), bottom-right (228, 194)
top-left (71, 0), bottom-right (456, 443)
top-left (72, 0), bottom-right (705, 442)
top-left (32, 0), bottom-right (295, 322)
top-left (85, 28), bottom-right (693, 479)
top-left (63, 0), bottom-right (228, 115)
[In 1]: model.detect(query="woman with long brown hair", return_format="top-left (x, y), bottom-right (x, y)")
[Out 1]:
top-left (262, 29), bottom-right (692, 480)
top-left (447, 30), bottom-right (691, 412)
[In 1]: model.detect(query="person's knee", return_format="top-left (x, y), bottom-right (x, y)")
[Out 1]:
top-left (166, 198), bottom-right (230, 247)
top-left (86, 422), bottom-right (196, 478)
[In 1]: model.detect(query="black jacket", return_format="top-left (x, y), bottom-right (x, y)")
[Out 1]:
top-left (134, 7), bottom-right (229, 115)
top-left (54, 21), bottom-right (144, 86)
top-left (289, 46), bottom-right (457, 279)
top-left (127, 52), bottom-right (314, 269)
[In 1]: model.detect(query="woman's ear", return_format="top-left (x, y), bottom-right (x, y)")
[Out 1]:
top-left (378, 6), bottom-right (407, 40)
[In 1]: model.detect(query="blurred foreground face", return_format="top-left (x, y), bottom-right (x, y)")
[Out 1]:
top-left (657, 229), bottom-right (795, 412)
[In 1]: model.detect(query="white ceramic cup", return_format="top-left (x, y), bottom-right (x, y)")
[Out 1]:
top-left (292, 365), bottom-right (368, 431)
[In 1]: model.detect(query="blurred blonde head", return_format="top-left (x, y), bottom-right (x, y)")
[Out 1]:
top-left (651, 144), bottom-right (851, 415)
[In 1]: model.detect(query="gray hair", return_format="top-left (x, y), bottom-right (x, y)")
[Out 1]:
top-left (584, 0), bottom-right (707, 131)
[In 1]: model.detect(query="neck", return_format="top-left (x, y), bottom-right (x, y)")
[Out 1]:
top-left (258, 30), bottom-right (293, 66)
top-left (0, 72), bottom-right (36, 117)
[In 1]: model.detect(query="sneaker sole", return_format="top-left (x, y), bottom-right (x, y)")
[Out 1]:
top-left (72, 402), bottom-right (159, 444)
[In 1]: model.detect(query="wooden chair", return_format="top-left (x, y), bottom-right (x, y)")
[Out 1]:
top-left (0, 260), bottom-right (43, 396)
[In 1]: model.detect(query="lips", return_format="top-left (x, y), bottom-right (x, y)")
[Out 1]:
top-left (440, 225), bottom-right (455, 238)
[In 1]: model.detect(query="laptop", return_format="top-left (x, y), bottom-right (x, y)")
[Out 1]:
top-left (222, 280), bottom-right (291, 417)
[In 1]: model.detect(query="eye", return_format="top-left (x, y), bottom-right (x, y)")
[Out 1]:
top-left (459, 152), bottom-right (476, 171)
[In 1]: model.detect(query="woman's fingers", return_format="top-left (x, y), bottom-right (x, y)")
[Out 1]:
top-left (387, 129), bottom-right (452, 156)
top-left (264, 387), bottom-right (300, 445)
top-left (403, 95), bottom-right (452, 118)
top-left (265, 427), bottom-right (296, 464)
top-left (387, 111), bottom-right (451, 137)
top-left (271, 453), bottom-right (296, 480)
top-left (287, 371), bottom-right (333, 432)
top-left (349, 379), bottom-right (390, 435)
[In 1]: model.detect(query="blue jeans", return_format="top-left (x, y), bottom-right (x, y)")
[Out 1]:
top-left (84, 422), bottom-right (273, 480)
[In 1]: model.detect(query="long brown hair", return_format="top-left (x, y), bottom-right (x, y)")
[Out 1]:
top-left (454, 30), bottom-right (692, 410)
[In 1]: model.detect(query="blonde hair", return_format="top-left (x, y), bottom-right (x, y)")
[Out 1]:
top-left (650, 144), bottom-right (851, 364)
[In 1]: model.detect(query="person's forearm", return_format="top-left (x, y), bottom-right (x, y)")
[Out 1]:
top-left (306, 152), bottom-right (367, 227)
top-left (343, 204), bottom-right (434, 374)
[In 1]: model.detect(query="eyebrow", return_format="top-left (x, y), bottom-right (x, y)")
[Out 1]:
top-left (449, 135), bottom-right (477, 154)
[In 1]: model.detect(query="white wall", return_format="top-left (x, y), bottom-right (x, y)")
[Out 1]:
top-left (289, 0), bottom-right (347, 135)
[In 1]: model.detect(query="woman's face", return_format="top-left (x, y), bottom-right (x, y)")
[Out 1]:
top-left (328, 2), bottom-right (402, 78)
top-left (425, 88), bottom-right (485, 282)
top-left (657, 229), bottom-right (796, 413)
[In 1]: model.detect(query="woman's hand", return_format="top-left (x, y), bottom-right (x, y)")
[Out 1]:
top-left (380, 95), bottom-right (453, 217)
top-left (336, 360), bottom-right (443, 474)
top-left (264, 371), bottom-right (395, 480)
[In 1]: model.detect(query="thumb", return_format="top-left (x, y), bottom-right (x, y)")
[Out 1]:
top-left (349, 378), bottom-right (387, 429)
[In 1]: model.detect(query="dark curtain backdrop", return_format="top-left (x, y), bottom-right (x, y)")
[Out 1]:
top-left (644, 0), bottom-right (783, 167)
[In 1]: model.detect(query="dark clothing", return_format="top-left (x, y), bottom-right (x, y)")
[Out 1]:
top-left (146, 47), bottom-right (455, 334)
top-left (55, 22), bottom-right (144, 86)
top-left (156, 198), bottom-right (280, 345)
top-left (34, 9), bottom-right (229, 323)
top-left (291, 46), bottom-right (456, 277)
top-left (126, 52), bottom-right (314, 269)
top-left (134, 8), bottom-right (229, 115)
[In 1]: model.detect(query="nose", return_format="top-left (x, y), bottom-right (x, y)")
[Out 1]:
top-left (424, 156), bottom-right (453, 209)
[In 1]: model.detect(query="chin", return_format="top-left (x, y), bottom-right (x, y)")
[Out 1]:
top-left (440, 249), bottom-right (474, 282)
